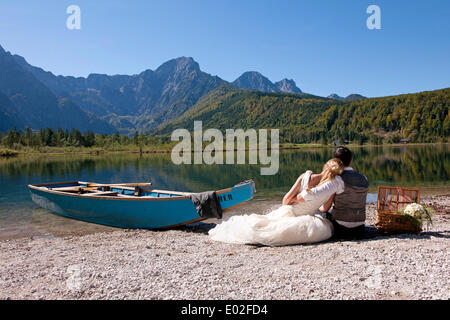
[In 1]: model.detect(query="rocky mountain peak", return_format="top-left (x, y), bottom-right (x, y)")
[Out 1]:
top-left (155, 57), bottom-right (200, 76)
top-left (233, 71), bottom-right (278, 92)
top-left (327, 93), bottom-right (344, 100)
top-left (328, 93), bottom-right (366, 101)
top-left (233, 72), bottom-right (302, 94)
top-left (275, 78), bottom-right (302, 93)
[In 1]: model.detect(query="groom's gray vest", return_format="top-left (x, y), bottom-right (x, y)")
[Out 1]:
top-left (332, 169), bottom-right (369, 225)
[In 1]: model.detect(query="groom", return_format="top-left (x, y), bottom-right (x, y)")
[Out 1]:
top-left (320, 146), bottom-right (369, 239)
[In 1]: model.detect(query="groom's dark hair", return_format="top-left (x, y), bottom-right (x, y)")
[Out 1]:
top-left (334, 146), bottom-right (352, 166)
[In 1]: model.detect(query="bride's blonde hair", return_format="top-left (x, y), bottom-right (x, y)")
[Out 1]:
top-left (319, 158), bottom-right (344, 186)
top-left (305, 158), bottom-right (344, 194)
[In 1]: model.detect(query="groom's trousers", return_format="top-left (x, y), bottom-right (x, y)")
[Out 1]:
top-left (320, 211), bottom-right (365, 240)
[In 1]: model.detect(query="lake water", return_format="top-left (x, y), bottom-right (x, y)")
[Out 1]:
top-left (0, 144), bottom-right (449, 240)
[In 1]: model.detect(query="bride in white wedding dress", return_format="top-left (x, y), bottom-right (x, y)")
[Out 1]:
top-left (209, 159), bottom-right (345, 246)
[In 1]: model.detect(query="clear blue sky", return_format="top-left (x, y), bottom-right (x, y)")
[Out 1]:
top-left (0, 0), bottom-right (449, 97)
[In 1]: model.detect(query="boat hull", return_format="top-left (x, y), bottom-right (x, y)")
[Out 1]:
top-left (28, 181), bottom-right (255, 229)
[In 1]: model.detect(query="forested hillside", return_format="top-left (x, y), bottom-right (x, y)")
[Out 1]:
top-left (319, 88), bottom-right (449, 144)
top-left (155, 87), bottom-right (450, 144)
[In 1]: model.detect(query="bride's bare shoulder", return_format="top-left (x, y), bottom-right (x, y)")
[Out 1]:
top-left (309, 173), bottom-right (321, 186)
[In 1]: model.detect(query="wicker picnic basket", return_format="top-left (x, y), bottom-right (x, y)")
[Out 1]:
top-left (375, 186), bottom-right (422, 234)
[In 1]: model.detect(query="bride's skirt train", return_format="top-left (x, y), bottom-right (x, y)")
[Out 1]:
top-left (208, 205), bottom-right (333, 247)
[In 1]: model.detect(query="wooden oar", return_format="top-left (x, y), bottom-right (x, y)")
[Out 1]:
top-left (79, 181), bottom-right (152, 188)
top-left (49, 186), bottom-right (100, 192)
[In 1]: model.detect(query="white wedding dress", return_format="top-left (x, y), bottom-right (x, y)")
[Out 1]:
top-left (209, 171), bottom-right (335, 246)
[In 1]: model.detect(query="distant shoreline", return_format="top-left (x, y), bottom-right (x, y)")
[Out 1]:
top-left (1, 142), bottom-right (448, 158)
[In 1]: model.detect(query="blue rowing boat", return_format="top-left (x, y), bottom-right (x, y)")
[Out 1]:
top-left (28, 180), bottom-right (255, 229)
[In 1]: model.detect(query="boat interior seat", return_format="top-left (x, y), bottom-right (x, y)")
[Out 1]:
top-left (81, 191), bottom-right (119, 197)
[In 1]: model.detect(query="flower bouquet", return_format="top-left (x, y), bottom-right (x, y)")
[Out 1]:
top-left (402, 203), bottom-right (434, 231)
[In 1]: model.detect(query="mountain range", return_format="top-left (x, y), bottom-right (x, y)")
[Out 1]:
top-left (0, 45), bottom-right (114, 133)
top-left (0, 44), bottom-right (307, 134)
top-left (1, 44), bottom-right (447, 144)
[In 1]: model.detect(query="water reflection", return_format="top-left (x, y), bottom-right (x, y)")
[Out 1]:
top-left (0, 144), bottom-right (448, 239)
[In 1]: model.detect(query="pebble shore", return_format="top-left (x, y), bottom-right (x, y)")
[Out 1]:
top-left (0, 195), bottom-right (449, 300)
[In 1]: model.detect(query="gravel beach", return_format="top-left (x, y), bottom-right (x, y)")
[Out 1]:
top-left (0, 194), bottom-right (449, 300)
